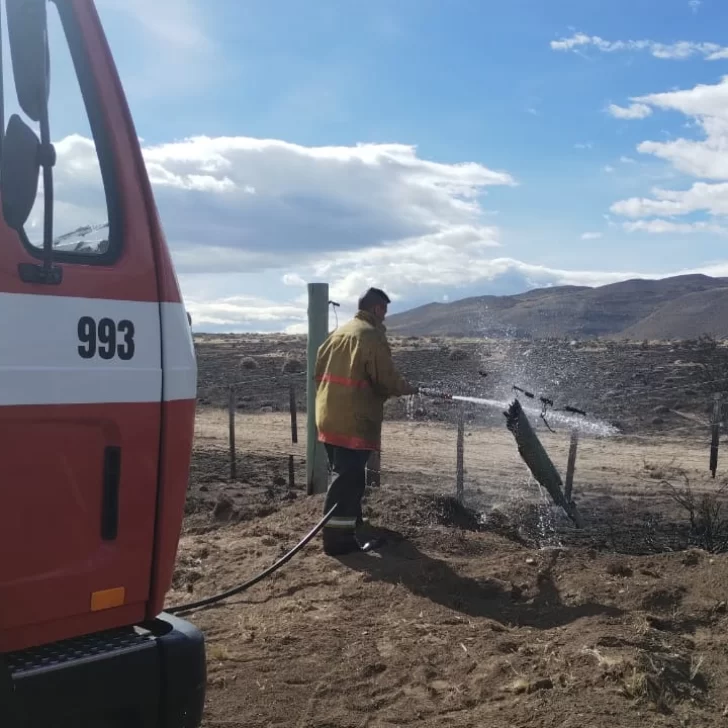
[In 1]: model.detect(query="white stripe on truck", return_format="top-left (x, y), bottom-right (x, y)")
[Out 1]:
top-left (0, 293), bottom-right (196, 406)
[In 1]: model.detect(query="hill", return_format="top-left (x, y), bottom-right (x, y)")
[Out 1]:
top-left (621, 286), bottom-right (728, 340)
top-left (385, 274), bottom-right (728, 339)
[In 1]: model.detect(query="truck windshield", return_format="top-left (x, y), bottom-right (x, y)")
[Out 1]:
top-left (1, 0), bottom-right (112, 258)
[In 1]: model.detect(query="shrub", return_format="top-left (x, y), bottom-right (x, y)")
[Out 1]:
top-left (661, 471), bottom-right (728, 552)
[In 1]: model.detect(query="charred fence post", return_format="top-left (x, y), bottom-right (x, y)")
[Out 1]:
top-left (564, 429), bottom-right (579, 503)
top-left (289, 383), bottom-right (298, 444)
top-left (366, 451), bottom-right (381, 488)
top-left (228, 385), bottom-right (237, 481)
top-left (710, 392), bottom-right (722, 478)
top-left (456, 406), bottom-right (465, 504)
top-left (504, 399), bottom-right (584, 527)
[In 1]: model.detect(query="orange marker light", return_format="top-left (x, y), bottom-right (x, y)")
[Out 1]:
top-left (90, 587), bottom-right (126, 612)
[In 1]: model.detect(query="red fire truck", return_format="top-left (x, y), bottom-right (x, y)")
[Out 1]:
top-left (0, 0), bottom-right (206, 725)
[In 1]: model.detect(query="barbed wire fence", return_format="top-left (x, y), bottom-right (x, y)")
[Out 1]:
top-left (192, 356), bottom-right (728, 545)
top-left (191, 306), bottom-right (728, 553)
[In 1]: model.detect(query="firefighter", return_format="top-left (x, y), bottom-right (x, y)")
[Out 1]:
top-left (314, 287), bottom-right (419, 556)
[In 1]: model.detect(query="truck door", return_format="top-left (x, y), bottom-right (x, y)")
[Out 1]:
top-left (0, 0), bottom-right (166, 651)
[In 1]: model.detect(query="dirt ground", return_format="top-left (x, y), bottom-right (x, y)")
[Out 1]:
top-left (170, 364), bottom-right (728, 728)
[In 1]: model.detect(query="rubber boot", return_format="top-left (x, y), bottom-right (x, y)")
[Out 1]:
top-left (322, 528), bottom-right (360, 556)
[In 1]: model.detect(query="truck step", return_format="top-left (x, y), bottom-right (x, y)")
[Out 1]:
top-left (6, 627), bottom-right (154, 676)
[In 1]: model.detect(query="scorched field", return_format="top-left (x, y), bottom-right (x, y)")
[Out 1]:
top-left (168, 334), bottom-right (728, 728)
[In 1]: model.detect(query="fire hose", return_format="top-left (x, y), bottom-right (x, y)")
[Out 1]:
top-left (167, 503), bottom-right (339, 615)
top-left (166, 384), bottom-right (584, 615)
top-left (166, 388), bottom-right (457, 615)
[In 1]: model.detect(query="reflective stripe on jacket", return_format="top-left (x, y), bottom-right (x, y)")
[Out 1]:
top-left (314, 311), bottom-right (413, 451)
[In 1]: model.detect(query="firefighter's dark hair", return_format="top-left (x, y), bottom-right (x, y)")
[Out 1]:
top-left (358, 287), bottom-right (391, 311)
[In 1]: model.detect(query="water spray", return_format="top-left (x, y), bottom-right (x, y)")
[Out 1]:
top-left (416, 380), bottom-right (620, 528)
top-left (419, 387), bottom-right (454, 400)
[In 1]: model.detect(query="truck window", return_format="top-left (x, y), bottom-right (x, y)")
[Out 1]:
top-left (1, 0), bottom-right (119, 261)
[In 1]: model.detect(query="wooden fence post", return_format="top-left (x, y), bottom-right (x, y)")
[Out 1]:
top-left (228, 385), bottom-right (237, 481)
top-left (710, 392), bottom-right (722, 478)
top-left (564, 429), bottom-right (579, 502)
top-left (366, 451), bottom-right (381, 488)
top-left (289, 383), bottom-right (298, 444)
top-left (306, 283), bottom-right (330, 494)
top-left (456, 407), bottom-right (465, 503)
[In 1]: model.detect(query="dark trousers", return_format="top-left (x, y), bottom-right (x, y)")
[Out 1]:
top-left (322, 444), bottom-right (371, 552)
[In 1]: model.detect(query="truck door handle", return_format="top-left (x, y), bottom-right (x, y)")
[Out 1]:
top-left (101, 446), bottom-right (121, 540)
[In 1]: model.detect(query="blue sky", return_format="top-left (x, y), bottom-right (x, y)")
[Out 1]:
top-left (10, 0), bottom-right (728, 330)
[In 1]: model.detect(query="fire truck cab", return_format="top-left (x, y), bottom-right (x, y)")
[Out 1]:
top-left (0, 0), bottom-right (205, 725)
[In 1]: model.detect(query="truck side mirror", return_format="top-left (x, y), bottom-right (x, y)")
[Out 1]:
top-left (1, 114), bottom-right (41, 230)
top-left (6, 0), bottom-right (50, 123)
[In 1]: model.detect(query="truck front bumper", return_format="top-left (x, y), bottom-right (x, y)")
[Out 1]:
top-left (2, 612), bottom-right (206, 728)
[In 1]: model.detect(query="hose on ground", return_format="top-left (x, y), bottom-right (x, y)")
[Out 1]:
top-left (166, 503), bottom-right (338, 615)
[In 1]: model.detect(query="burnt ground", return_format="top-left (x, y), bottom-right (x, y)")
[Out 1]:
top-left (171, 335), bottom-right (728, 727)
top-left (193, 333), bottom-right (728, 435)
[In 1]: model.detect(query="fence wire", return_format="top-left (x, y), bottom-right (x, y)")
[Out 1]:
top-left (190, 334), bottom-right (728, 553)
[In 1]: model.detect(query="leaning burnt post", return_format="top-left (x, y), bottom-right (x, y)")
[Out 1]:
top-left (504, 399), bottom-right (584, 527)
top-left (710, 392), bottom-right (722, 478)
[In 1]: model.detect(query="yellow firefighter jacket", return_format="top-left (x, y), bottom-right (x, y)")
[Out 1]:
top-left (314, 311), bottom-right (415, 451)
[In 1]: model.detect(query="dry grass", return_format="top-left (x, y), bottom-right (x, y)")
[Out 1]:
top-left (193, 408), bottom-right (713, 508)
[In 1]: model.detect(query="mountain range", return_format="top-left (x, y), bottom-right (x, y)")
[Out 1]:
top-left (385, 274), bottom-right (728, 340)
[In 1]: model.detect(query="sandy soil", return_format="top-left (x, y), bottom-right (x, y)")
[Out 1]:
top-left (170, 400), bottom-right (728, 727)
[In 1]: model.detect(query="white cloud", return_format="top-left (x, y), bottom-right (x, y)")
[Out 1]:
top-left (580, 232), bottom-right (603, 240)
top-left (186, 295), bottom-right (307, 328)
top-left (282, 273), bottom-right (307, 287)
top-left (689, 0), bottom-right (702, 13)
top-left (622, 219), bottom-right (728, 235)
top-left (627, 79), bottom-right (728, 180)
top-left (603, 165), bottom-right (615, 173)
top-left (620, 156), bottom-right (637, 164)
top-left (607, 103), bottom-right (653, 120)
top-left (611, 182), bottom-right (728, 218)
top-left (40, 132), bottom-right (516, 269)
top-left (551, 32), bottom-right (728, 61)
top-left (574, 142), bottom-right (594, 149)
top-left (32, 115), bottom-right (728, 331)
top-left (609, 75), bottom-right (728, 229)
top-left (30, 130), bottom-right (528, 328)
top-left (309, 226), bottom-right (504, 304)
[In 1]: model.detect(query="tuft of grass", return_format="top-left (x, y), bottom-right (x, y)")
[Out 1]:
top-left (281, 357), bottom-right (304, 374)
top-left (448, 348), bottom-right (469, 362)
top-left (208, 643), bottom-right (234, 662)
